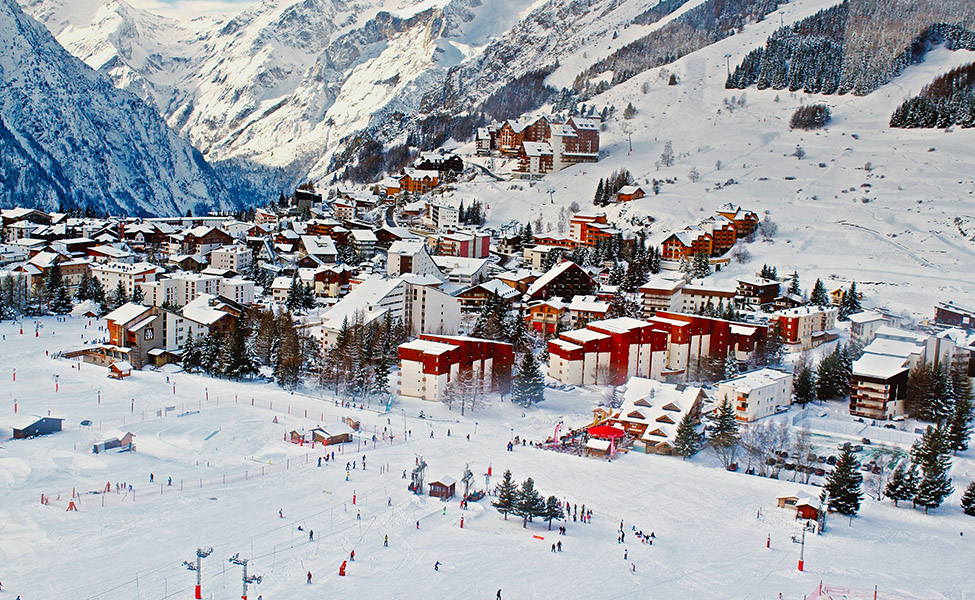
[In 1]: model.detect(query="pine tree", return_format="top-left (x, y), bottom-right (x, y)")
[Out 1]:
top-left (371, 351), bottom-right (391, 397)
top-left (286, 273), bottom-right (304, 312)
top-left (838, 282), bottom-right (862, 320)
top-left (710, 397), bottom-right (740, 469)
top-left (787, 271), bottom-right (801, 296)
top-left (906, 362), bottom-right (934, 420)
top-left (885, 463), bottom-right (912, 507)
top-left (911, 425), bottom-right (954, 512)
top-left (593, 179), bottom-right (605, 206)
top-left (109, 281), bottom-right (128, 310)
top-left (692, 252), bottom-right (712, 279)
top-left (222, 326), bottom-right (258, 380)
top-left (947, 361), bottom-right (974, 453)
top-left (821, 446), bottom-right (863, 516)
top-left (793, 364), bottom-right (816, 407)
top-left (543, 495), bottom-right (564, 530)
top-left (515, 478), bottom-right (545, 528)
top-left (512, 352), bottom-right (545, 407)
top-left (76, 271), bottom-right (94, 301)
top-left (961, 480), bottom-right (975, 516)
top-left (810, 278), bottom-right (829, 307)
top-left (131, 285), bottom-right (145, 305)
top-left (723, 355), bottom-right (740, 379)
top-left (492, 470), bottom-right (518, 520)
top-left (50, 284), bottom-right (73, 314)
top-left (200, 332), bottom-right (223, 375)
top-left (673, 412), bottom-right (699, 460)
top-left (763, 320), bottom-right (784, 366)
top-left (181, 331), bottom-right (201, 373)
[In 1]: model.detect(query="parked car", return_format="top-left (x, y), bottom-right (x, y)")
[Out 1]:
top-left (806, 453), bottom-right (817, 462)
top-left (814, 467), bottom-right (826, 476)
top-left (827, 455), bottom-right (838, 465)
top-left (873, 465), bottom-right (882, 474)
top-left (784, 463), bottom-right (796, 471)
top-left (817, 455), bottom-right (827, 463)
top-left (840, 442), bottom-right (851, 451)
top-left (861, 437), bottom-right (872, 445)
top-left (852, 444), bottom-right (864, 452)
top-left (861, 463), bottom-right (873, 472)
top-left (883, 424), bottom-right (897, 429)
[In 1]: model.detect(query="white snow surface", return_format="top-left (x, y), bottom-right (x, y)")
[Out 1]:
top-left (1, 316), bottom-right (974, 598)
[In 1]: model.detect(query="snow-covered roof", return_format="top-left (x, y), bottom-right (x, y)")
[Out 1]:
top-left (350, 229), bottom-right (378, 243)
top-left (849, 311), bottom-right (885, 324)
top-left (466, 279), bottom-right (521, 300)
top-left (568, 295), bottom-right (610, 314)
top-left (862, 338), bottom-right (924, 359)
top-left (562, 329), bottom-right (610, 344)
top-left (718, 368), bottom-right (791, 392)
top-left (301, 235), bottom-right (337, 256)
top-left (181, 295), bottom-right (231, 326)
top-left (522, 141), bottom-right (553, 157)
top-left (110, 361), bottom-right (133, 372)
top-left (853, 353), bottom-right (910, 380)
top-left (400, 339), bottom-right (456, 355)
top-left (387, 240), bottom-right (428, 257)
top-left (589, 317), bottom-right (648, 333)
top-left (432, 256), bottom-right (489, 277)
top-left (105, 303), bottom-right (151, 326)
top-left (525, 262), bottom-right (589, 298)
top-left (617, 185), bottom-right (643, 195)
top-left (774, 306), bottom-right (836, 318)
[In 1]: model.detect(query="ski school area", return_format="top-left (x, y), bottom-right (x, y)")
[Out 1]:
top-left (0, 315), bottom-right (972, 599)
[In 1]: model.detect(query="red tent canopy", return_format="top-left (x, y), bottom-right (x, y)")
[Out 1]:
top-left (588, 425), bottom-right (626, 439)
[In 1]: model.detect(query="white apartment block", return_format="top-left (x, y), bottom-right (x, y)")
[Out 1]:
top-left (209, 245), bottom-right (252, 272)
top-left (91, 261), bottom-right (157, 297)
top-left (140, 272), bottom-right (254, 308)
top-left (716, 368), bottom-right (794, 422)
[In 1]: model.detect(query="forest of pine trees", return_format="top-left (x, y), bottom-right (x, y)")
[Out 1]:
top-left (727, 1), bottom-right (975, 96)
top-left (890, 62), bottom-right (975, 128)
top-left (573, 0), bottom-right (785, 99)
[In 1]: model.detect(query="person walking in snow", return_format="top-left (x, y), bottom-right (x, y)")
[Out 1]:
top-left (307, 571), bottom-right (312, 584)
top-left (279, 508), bottom-right (283, 518)
top-left (350, 550), bottom-right (355, 561)
top-left (557, 541), bottom-right (562, 552)
top-left (309, 530), bottom-right (314, 542)
top-left (624, 549), bottom-right (628, 560)
top-left (416, 520), bottom-right (420, 529)
top-left (434, 561), bottom-right (440, 571)
top-left (551, 543), bottom-right (556, 553)
top-left (384, 535), bottom-right (389, 547)
top-left (631, 563), bottom-right (636, 573)
top-left (497, 590), bottom-right (502, 600)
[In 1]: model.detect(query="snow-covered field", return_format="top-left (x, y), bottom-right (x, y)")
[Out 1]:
top-left (1, 315), bottom-right (974, 599)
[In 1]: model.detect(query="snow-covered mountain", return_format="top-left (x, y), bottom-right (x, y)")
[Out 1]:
top-left (19, 0), bottom-right (673, 184)
top-left (0, 0), bottom-right (234, 216)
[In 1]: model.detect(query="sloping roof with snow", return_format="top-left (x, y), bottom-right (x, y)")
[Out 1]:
top-left (525, 262), bottom-right (590, 298)
top-left (104, 303), bottom-right (152, 326)
top-left (522, 141), bottom-right (553, 157)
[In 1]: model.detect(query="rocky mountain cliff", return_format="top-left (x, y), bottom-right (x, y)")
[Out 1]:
top-left (0, 0), bottom-right (233, 215)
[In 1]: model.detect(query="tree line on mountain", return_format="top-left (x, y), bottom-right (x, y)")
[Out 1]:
top-left (572, 0), bottom-right (785, 99)
top-left (890, 61), bottom-right (975, 128)
top-left (726, 1), bottom-right (975, 96)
